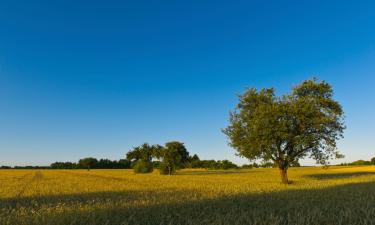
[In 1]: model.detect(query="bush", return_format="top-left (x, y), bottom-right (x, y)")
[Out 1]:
top-left (133, 161), bottom-right (153, 173)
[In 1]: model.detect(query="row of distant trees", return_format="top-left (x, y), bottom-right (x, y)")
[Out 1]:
top-left (125, 142), bottom-right (239, 175)
top-left (50, 158), bottom-right (131, 169)
top-left (0, 142), bottom-right (239, 172)
top-left (3, 155), bottom-right (373, 170)
top-left (339, 157), bottom-right (375, 166)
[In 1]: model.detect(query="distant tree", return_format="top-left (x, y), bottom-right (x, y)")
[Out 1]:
top-left (223, 79), bottom-right (345, 184)
top-left (78, 157), bottom-right (98, 171)
top-left (371, 157), bottom-right (375, 165)
top-left (126, 143), bottom-right (161, 162)
top-left (155, 142), bottom-right (190, 175)
top-left (0, 166), bottom-right (11, 169)
top-left (126, 143), bottom-right (162, 173)
top-left (190, 154), bottom-right (200, 162)
top-left (118, 159), bottom-right (131, 169)
top-left (97, 159), bottom-right (113, 169)
top-left (188, 154), bottom-right (201, 168)
top-left (218, 160), bottom-right (238, 170)
top-left (350, 160), bottom-right (371, 166)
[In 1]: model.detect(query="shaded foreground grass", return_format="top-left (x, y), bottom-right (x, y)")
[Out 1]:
top-left (1, 167), bottom-right (375, 225)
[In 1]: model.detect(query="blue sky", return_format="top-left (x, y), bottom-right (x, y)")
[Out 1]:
top-left (0, 0), bottom-right (374, 166)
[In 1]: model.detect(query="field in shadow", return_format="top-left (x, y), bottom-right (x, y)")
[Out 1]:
top-left (1, 181), bottom-right (375, 225)
top-left (305, 171), bottom-right (375, 180)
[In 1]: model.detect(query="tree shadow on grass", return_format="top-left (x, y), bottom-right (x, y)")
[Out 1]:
top-left (1, 181), bottom-right (375, 225)
top-left (305, 171), bottom-right (375, 180)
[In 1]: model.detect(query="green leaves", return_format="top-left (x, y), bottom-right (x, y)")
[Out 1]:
top-left (224, 78), bottom-right (345, 172)
top-left (157, 142), bottom-right (189, 175)
top-left (126, 142), bottom-right (190, 175)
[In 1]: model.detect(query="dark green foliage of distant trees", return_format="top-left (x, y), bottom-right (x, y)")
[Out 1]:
top-left (127, 142), bottom-right (190, 175)
top-left (50, 159), bottom-right (131, 169)
top-left (50, 162), bottom-right (77, 169)
top-left (193, 160), bottom-right (238, 170)
top-left (351, 160), bottom-right (372, 166)
top-left (133, 160), bottom-right (154, 173)
top-left (6, 142), bottom-right (239, 172)
top-left (0, 166), bottom-right (12, 169)
top-left (155, 142), bottom-right (190, 175)
top-left (241, 160), bottom-right (301, 169)
top-left (340, 158), bottom-right (375, 166)
top-left (78, 157), bottom-right (98, 170)
top-left (125, 142), bottom-right (239, 174)
top-left (126, 143), bottom-right (163, 174)
top-left (223, 78), bottom-right (345, 184)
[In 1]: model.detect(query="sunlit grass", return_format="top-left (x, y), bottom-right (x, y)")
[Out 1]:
top-left (1, 166), bottom-right (375, 224)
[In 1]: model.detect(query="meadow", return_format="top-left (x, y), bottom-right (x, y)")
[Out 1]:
top-left (1, 166), bottom-right (375, 225)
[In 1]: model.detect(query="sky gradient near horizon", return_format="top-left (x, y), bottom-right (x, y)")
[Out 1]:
top-left (1, 0), bottom-right (374, 166)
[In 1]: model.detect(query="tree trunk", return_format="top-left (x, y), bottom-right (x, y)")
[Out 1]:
top-left (279, 168), bottom-right (289, 184)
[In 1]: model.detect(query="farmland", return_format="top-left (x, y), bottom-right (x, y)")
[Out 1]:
top-left (1, 166), bottom-right (375, 225)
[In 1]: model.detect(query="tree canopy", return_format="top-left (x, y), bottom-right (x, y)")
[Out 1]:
top-left (154, 141), bottom-right (190, 175)
top-left (78, 157), bottom-right (98, 170)
top-left (126, 143), bottom-right (162, 173)
top-left (223, 78), bottom-right (345, 183)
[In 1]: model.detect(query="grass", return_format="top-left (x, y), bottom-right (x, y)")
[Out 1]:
top-left (1, 166), bottom-right (375, 225)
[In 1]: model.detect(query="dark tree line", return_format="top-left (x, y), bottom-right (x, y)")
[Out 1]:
top-left (50, 158), bottom-right (131, 170)
top-left (188, 155), bottom-right (238, 170)
top-left (241, 160), bottom-right (301, 169)
top-left (9, 142), bottom-right (237, 172)
top-left (339, 157), bottom-right (375, 166)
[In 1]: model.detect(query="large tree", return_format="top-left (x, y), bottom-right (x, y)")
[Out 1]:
top-left (223, 79), bottom-right (345, 184)
top-left (155, 142), bottom-right (190, 175)
top-left (126, 143), bottom-right (162, 173)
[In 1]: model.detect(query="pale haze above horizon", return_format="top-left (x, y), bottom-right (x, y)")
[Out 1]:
top-left (1, 0), bottom-right (374, 166)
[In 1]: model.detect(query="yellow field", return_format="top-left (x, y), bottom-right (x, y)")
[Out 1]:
top-left (1, 166), bottom-right (375, 225)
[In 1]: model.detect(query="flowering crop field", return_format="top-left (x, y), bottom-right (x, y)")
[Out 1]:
top-left (1, 166), bottom-right (375, 225)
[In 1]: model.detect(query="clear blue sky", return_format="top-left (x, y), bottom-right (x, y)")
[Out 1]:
top-left (0, 0), bottom-right (374, 166)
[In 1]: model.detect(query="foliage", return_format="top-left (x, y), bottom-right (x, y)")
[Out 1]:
top-left (158, 162), bottom-right (173, 175)
top-left (51, 162), bottom-right (78, 169)
top-left (126, 143), bottom-right (162, 173)
top-left (349, 160), bottom-right (371, 166)
top-left (133, 160), bottom-right (154, 173)
top-left (50, 159), bottom-right (131, 169)
top-left (187, 154), bottom-right (201, 168)
top-left (0, 166), bottom-right (11, 169)
top-left (155, 142), bottom-right (190, 175)
top-left (78, 157), bottom-right (99, 170)
top-left (126, 143), bottom-right (162, 163)
top-left (339, 158), bottom-right (375, 166)
top-left (223, 78), bottom-right (345, 183)
top-left (189, 159), bottom-right (238, 170)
